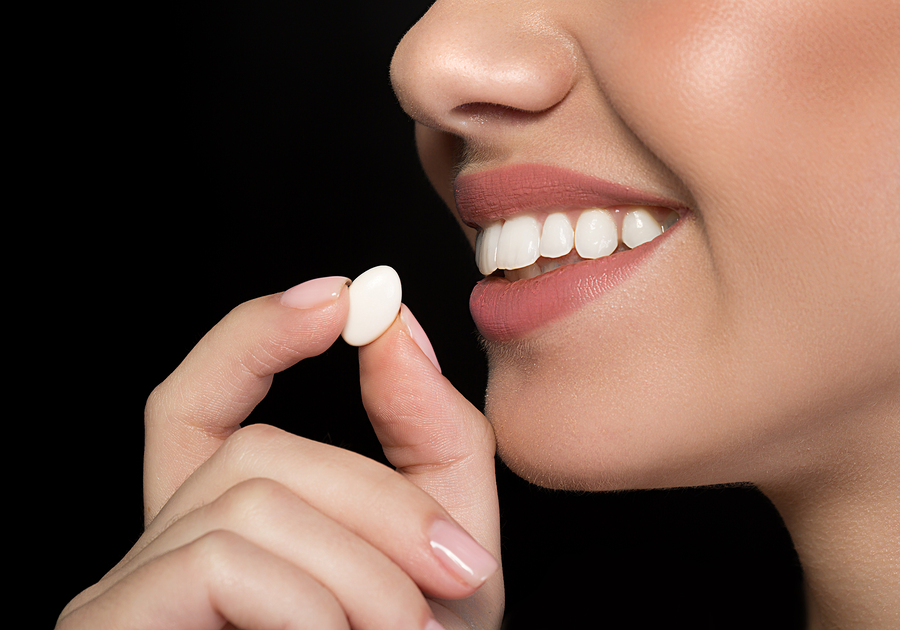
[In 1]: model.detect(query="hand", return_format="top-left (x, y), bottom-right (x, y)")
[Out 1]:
top-left (56, 276), bottom-right (503, 630)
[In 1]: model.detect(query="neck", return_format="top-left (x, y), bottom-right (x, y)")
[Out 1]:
top-left (760, 402), bottom-right (900, 630)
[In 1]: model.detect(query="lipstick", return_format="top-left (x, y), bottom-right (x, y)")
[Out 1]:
top-left (454, 164), bottom-right (687, 340)
top-left (454, 163), bottom-right (683, 226)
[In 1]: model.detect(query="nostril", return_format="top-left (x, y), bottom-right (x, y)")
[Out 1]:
top-left (452, 102), bottom-right (553, 125)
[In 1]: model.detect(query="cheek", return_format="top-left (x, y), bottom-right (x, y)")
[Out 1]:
top-left (599, 0), bottom-right (900, 181)
top-left (487, 0), bottom-right (900, 489)
top-left (597, 0), bottom-right (900, 365)
top-left (594, 0), bottom-right (896, 173)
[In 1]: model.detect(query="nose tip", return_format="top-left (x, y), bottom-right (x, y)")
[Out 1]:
top-left (390, 4), bottom-right (577, 135)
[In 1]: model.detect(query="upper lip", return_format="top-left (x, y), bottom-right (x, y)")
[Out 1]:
top-left (453, 163), bottom-right (687, 227)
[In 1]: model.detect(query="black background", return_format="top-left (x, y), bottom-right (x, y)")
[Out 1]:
top-left (39, 2), bottom-right (803, 627)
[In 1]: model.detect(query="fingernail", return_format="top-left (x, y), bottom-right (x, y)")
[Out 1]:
top-left (280, 276), bottom-right (349, 309)
top-left (429, 519), bottom-right (498, 588)
top-left (400, 304), bottom-right (442, 373)
top-left (425, 619), bottom-right (447, 630)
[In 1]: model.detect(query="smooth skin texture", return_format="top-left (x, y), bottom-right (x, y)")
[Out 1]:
top-left (57, 284), bottom-right (503, 630)
top-left (391, 0), bottom-right (899, 628)
top-left (57, 0), bottom-right (898, 628)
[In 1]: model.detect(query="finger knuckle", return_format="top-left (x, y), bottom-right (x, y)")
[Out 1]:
top-left (187, 531), bottom-right (352, 630)
top-left (216, 423), bottom-right (286, 469)
top-left (214, 477), bottom-right (299, 525)
top-left (144, 380), bottom-right (172, 423)
top-left (185, 529), bottom-right (245, 573)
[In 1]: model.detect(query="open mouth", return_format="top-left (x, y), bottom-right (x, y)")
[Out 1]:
top-left (474, 205), bottom-right (680, 281)
top-left (456, 164), bottom-right (690, 339)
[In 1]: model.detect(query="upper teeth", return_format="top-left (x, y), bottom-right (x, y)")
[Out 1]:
top-left (474, 206), bottom-right (678, 279)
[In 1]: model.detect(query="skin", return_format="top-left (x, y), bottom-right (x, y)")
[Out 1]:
top-left (57, 1), bottom-right (897, 629)
top-left (57, 290), bottom-right (504, 630)
top-left (391, 0), bottom-right (899, 628)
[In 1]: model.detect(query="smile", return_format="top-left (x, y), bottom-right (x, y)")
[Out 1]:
top-left (455, 164), bottom-right (690, 340)
top-left (474, 206), bottom-right (680, 281)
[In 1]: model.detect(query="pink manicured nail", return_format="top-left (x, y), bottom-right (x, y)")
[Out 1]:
top-left (429, 519), bottom-right (498, 588)
top-left (400, 304), bottom-right (442, 373)
top-left (280, 276), bottom-right (349, 309)
top-left (424, 620), bottom-right (447, 630)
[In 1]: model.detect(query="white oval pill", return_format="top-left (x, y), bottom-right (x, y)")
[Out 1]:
top-left (341, 265), bottom-right (402, 346)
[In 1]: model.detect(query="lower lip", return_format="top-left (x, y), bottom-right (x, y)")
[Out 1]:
top-left (469, 231), bottom-right (669, 341)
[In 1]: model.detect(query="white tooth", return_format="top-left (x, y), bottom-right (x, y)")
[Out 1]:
top-left (475, 222), bottom-right (501, 275)
top-left (496, 214), bottom-right (541, 270)
top-left (574, 209), bottom-right (618, 259)
top-left (622, 208), bottom-right (663, 248)
top-left (539, 212), bottom-right (575, 258)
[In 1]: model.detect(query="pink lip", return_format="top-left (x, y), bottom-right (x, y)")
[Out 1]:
top-left (454, 163), bottom-right (683, 226)
top-left (454, 164), bottom-right (687, 341)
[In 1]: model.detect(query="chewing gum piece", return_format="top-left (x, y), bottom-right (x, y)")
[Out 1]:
top-left (341, 265), bottom-right (402, 346)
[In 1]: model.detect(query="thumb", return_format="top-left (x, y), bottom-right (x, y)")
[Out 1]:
top-left (359, 305), bottom-right (501, 570)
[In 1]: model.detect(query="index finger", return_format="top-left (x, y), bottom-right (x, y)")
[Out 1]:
top-left (143, 276), bottom-right (350, 522)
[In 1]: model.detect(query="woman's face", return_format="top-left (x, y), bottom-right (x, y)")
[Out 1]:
top-left (391, 0), bottom-right (900, 490)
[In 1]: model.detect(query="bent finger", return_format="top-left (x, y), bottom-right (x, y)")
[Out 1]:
top-left (144, 276), bottom-right (349, 521)
top-left (148, 425), bottom-right (496, 601)
top-left (58, 531), bottom-right (348, 630)
top-left (114, 479), bottom-right (441, 630)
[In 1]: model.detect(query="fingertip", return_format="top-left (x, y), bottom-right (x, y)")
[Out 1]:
top-left (280, 276), bottom-right (350, 310)
top-left (400, 304), bottom-right (442, 373)
top-left (429, 518), bottom-right (499, 589)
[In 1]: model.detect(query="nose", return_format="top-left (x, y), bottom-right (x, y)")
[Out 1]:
top-left (390, 0), bottom-right (578, 138)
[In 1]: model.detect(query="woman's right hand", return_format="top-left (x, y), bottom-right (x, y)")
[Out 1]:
top-left (56, 276), bottom-right (503, 630)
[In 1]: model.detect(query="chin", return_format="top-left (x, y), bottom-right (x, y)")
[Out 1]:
top-left (481, 337), bottom-right (777, 493)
